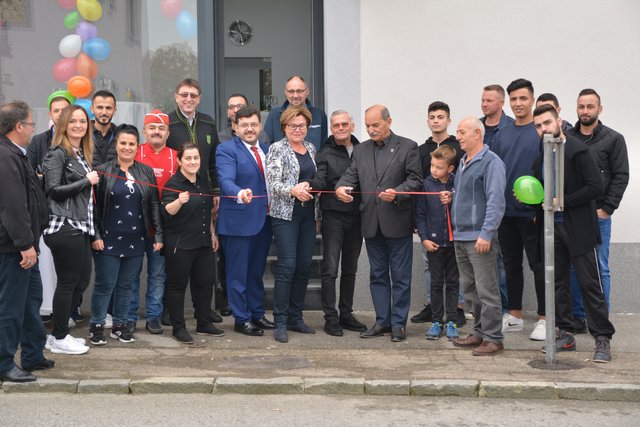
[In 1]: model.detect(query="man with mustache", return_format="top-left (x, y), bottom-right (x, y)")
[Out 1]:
top-left (91, 90), bottom-right (118, 168)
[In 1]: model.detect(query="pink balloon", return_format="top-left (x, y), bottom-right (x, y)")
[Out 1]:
top-left (160, 0), bottom-right (183, 19)
top-left (57, 0), bottom-right (76, 10)
top-left (76, 21), bottom-right (98, 42)
top-left (52, 58), bottom-right (78, 83)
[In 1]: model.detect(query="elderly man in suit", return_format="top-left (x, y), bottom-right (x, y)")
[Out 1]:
top-left (216, 105), bottom-right (274, 336)
top-left (336, 105), bottom-right (422, 342)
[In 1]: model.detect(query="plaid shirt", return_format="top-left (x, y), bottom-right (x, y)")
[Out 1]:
top-left (43, 149), bottom-right (95, 236)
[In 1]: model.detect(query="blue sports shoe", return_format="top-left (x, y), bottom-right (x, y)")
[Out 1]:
top-left (445, 321), bottom-right (459, 340)
top-left (426, 322), bottom-right (443, 340)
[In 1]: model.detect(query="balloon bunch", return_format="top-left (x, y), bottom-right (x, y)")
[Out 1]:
top-left (160, 0), bottom-right (197, 39)
top-left (53, 0), bottom-right (111, 118)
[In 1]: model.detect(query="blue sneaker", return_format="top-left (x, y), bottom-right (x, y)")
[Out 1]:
top-left (426, 322), bottom-right (443, 340)
top-left (445, 321), bottom-right (459, 340)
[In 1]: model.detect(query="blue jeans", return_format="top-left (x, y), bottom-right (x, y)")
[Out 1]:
top-left (91, 253), bottom-right (144, 327)
top-left (129, 240), bottom-right (166, 321)
top-left (271, 204), bottom-right (316, 328)
top-left (0, 254), bottom-right (47, 372)
top-left (570, 216), bottom-right (611, 319)
top-left (364, 229), bottom-right (413, 328)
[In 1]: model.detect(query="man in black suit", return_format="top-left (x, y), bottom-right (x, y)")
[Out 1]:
top-left (336, 105), bottom-right (422, 342)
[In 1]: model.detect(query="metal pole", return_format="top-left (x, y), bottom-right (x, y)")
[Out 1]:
top-left (543, 134), bottom-right (556, 363)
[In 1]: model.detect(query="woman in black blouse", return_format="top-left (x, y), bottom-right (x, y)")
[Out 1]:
top-left (162, 143), bottom-right (223, 344)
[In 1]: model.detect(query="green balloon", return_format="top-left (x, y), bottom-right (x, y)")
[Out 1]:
top-left (513, 175), bottom-right (544, 204)
top-left (64, 11), bottom-right (80, 29)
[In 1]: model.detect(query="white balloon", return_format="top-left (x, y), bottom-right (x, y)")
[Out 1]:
top-left (58, 34), bottom-right (82, 58)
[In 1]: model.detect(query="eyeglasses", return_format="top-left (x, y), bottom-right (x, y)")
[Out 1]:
top-left (227, 104), bottom-right (245, 110)
top-left (20, 121), bottom-right (36, 127)
top-left (177, 92), bottom-right (200, 99)
top-left (286, 123), bottom-right (307, 131)
top-left (237, 122), bottom-right (260, 129)
top-left (285, 89), bottom-right (307, 95)
top-left (332, 122), bottom-right (351, 128)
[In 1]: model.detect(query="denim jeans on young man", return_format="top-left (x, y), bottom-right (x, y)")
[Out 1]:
top-left (271, 203), bottom-right (316, 328)
top-left (91, 253), bottom-right (144, 327)
top-left (570, 216), bottom-right (612, 319)
top-left (0, 254), bottom-right (47, 373)
top-left (128, 239), bottom-right (166, 322)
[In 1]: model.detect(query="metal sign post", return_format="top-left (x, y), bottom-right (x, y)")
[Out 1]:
top-left (543, 133), bottom-right (564, 364)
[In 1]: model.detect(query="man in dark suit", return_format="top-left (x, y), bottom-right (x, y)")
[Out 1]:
top-left (216, 105), bottom-right (274, 336)
top-left (336, 105), bottom-right (422, 342)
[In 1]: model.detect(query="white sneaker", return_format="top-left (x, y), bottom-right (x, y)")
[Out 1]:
top-left (105, 314), bottom-right (113, 329)
top-left (45, 334), bottom-right (86, 351)
top-left (68, 318), bottom-right (76, 328)
top-left (502, 314), bottom-right (524, 332)
top-left (49, 334), bottom-right (89, 355)
top-left (529, 319), bottom-right (546, 341)
top-left (464, 311), bottom-right (474, 320)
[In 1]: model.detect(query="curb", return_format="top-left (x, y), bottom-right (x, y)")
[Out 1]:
top-left (1, 377), bottom-right (639, 401)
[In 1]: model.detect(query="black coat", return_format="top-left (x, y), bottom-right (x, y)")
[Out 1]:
top-left (92, 159), bottom-right (163, 244)
top-left (26, 127), bottom-right (53, 174)
top-left (0, 135), bottom-right (48, 253)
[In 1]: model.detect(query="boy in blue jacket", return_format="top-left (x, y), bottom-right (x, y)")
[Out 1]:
top-left (416, 145), bottom-right (459, 340)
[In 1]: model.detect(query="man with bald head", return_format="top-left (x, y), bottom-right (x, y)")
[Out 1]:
top-left (443, 117), bottom-right (506, 356)
top-left (336, 105), bottom-right (422, 342)
top-left (263, 75), bottom-right (327, 151)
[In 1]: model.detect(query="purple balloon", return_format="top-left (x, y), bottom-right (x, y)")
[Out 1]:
top-left (76, 21), bottom-right (98, 42)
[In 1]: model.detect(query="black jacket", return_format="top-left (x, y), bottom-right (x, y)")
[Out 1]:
top-left (0, 135), bottom-right (48, 253)
top-left (166, 109), bottom-right (220, 194)
top-left (534, 134), bottom-right (603, 256)
top-left (92, 122), bottom-right (117, 168)
top-left (92, 160), bottom-right (162, 244)
top-left (418, 135), bottom-right (463, 176)
top-left (26, 127), bottom-right (53, 174)
top-left (307, 135), bottom-right (360, 215)
top-left (42, 145), bottom-right (94, 222)
top-left (567, 121), bottom-right (628, 215)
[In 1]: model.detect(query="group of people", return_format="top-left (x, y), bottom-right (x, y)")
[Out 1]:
top-left (0, 74), bottom-right (627, 383)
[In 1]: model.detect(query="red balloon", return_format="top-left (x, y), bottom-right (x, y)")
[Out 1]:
top-left (76, 52), bottom-right (98, 79)
top-left (67, 75), bottom-right (93, 98)
top-left (160, 0), bottom-right (183, 19)
top-left (57, 0), bottom-right (76, 10)
top-left (52, 58), bottom-right (77, 83)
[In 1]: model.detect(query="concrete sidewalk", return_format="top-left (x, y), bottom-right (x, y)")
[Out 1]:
top-left (2, 311), bottom-right (639, 400)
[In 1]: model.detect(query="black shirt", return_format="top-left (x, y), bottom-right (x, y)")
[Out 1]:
top-left (92, 123), bottom-right (117, 168)
top-left (161, 170), bottom-right (213, 250)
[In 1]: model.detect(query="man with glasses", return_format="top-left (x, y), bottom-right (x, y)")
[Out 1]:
top-left (264, 75), bottom-right (327, 151)
top-left (218, 93), bottom-right (269, 145)
top-left (216, 105), bottom-right (274, 336)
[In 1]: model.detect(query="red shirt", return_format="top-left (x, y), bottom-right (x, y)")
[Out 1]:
top-left (135, 144), bottom-right (178, 195)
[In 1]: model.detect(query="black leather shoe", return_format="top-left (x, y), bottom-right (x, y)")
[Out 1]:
top-left (252, 318), bottom-right (275, 330)
top-left (196, 323), bottom-right (225, 337)
top-left (220, 306), bottom-right (232, 317)
top-left (324, 320), bottom-right (344, 337)
top-left (410, 304), bottom-right (432, 323)
top-left (161, 309), bottom-right (172, 326)
top-left (172, 328), bottom-right (194, 345)
top-left (235, 322), bottom-right (264, 336)
top-left (195, 310), bottom-right (223, 324)
top-left (22, 358), bottom-right (55, 372)
top-left (339, 313), bottom-right (367, 332)
top-left (0, 366), bottom-right (37, 382)
top-left (573, 318), bottom-right (588, 334)
top-left (360, 324), bottom-right (392, 338)
top-left (391, 326), bottom-right (406, 342)
top-left (287, 322), bottom-right (316, 334)
top-left (273, 327), bottom-right (288, 343)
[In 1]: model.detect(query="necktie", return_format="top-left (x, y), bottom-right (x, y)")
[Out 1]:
top-left (250, 146), bottom-right (265, 179)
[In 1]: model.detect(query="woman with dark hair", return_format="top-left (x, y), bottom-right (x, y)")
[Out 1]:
top-left (88, 124), bottom-right (163, 345)
top-left (42, 105), bottom-right (97, 355)
top-left (162, 142), bottom-right (223, 344)
top-left (266, 105), bottom-right (318, 343)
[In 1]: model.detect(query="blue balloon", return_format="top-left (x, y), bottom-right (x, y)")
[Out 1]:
top-left (176, 11), bottom-right (196, 39)
top-left (74, 98), bottom-right (94, 120)
top-left (82, 37), bottom-right (111, 61)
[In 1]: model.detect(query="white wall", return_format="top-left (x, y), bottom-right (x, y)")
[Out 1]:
top-left (325, 0), bottom-right (640, 242)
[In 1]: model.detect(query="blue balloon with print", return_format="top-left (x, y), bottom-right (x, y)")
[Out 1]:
top-left (74, 98), bottom-right (94, 120)
top-left (176, 11), bottom-right (197, 39)
top-left (82, 37), bottom-right (111, 61)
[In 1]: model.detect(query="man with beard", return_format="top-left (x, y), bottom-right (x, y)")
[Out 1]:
top-left (218, 93), bottom-right (269, 144)
top-left (531, 104), bottom-right (614, 363)
top-left (91, 90), bottom-right (118, 168)
top-left (567, 89), bottom-right (629, 323)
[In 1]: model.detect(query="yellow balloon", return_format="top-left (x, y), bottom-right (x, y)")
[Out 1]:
top-left (77, 0), bottom-right (103, 22)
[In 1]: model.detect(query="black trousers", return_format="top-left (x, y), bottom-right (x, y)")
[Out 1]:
top-left (427, 246), bottom-right (459, 324)
top-left (164, 245), bottom-right (214, 330)
top-left (554, 222), bottom-right (615, 338)
top-left (320, 211), bottom-right (362, 321)
top-left (498, 216), bottom-right (545, 315)
top-left (43, 222), bottom-right (92, 340)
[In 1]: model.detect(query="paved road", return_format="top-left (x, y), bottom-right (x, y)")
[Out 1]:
top-left (0, 394), bottom-right (638, 426)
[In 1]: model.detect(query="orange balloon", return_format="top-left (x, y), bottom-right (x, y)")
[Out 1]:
top-left (76, 52), bottom-right (98, 79)
top-left (67, 75), bottom-right (93, 98)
